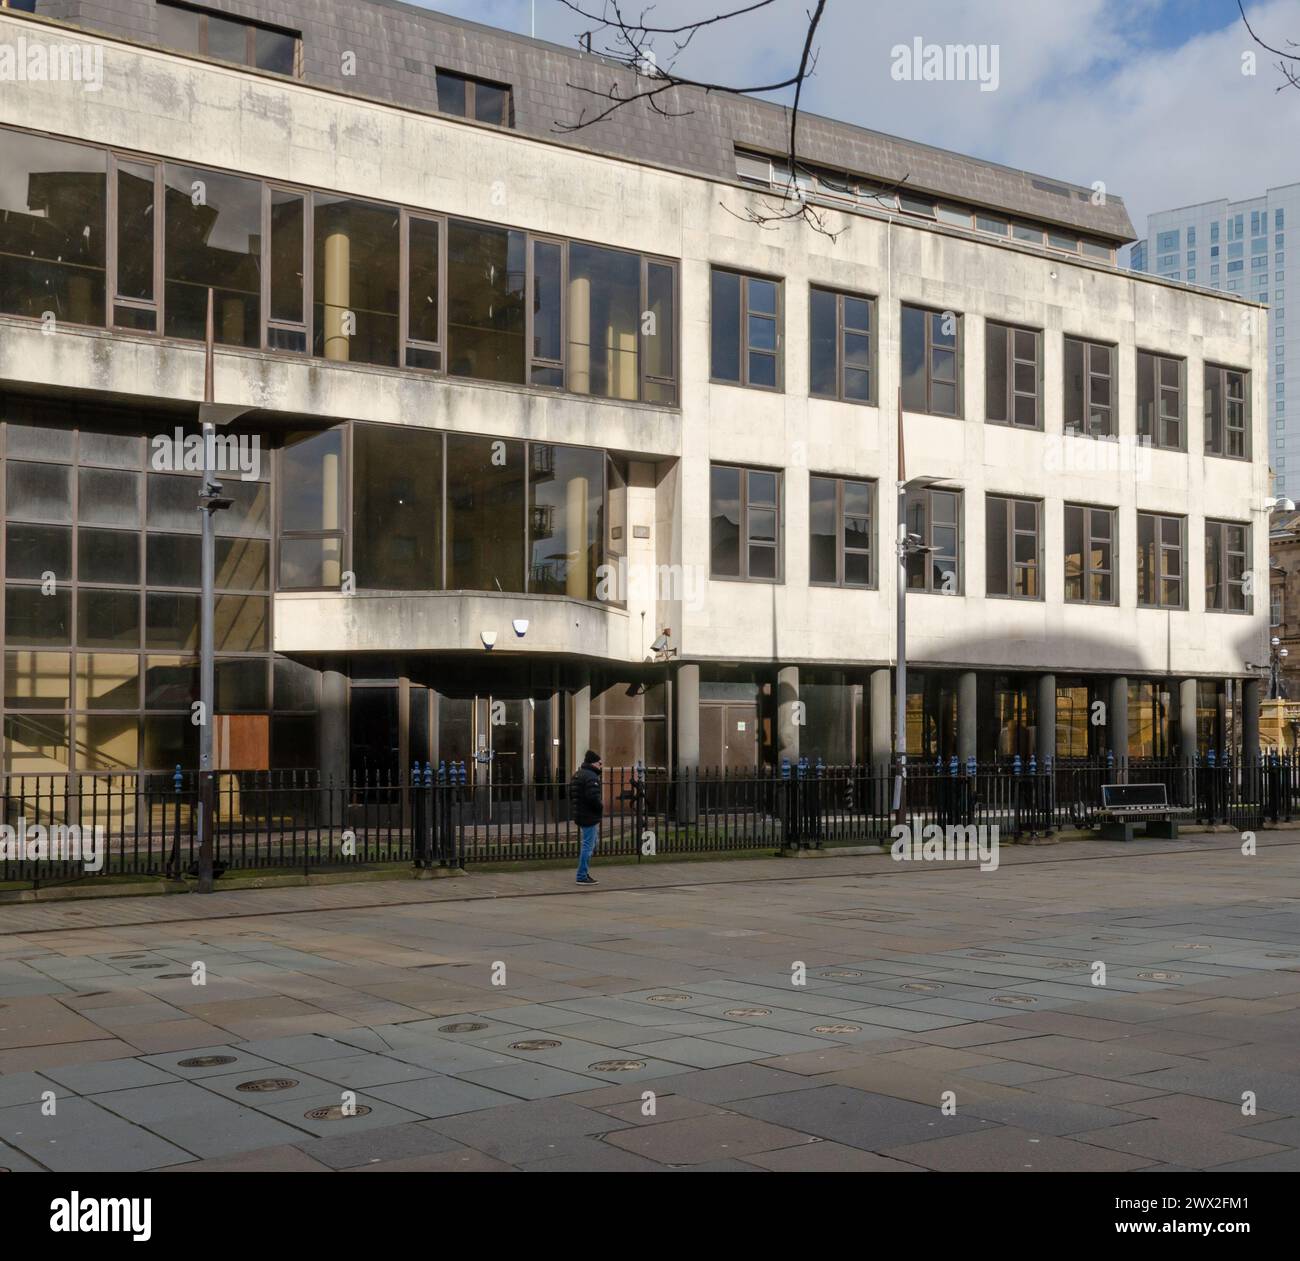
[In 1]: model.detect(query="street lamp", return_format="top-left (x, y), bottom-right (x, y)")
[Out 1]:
top-left (1270, 635), bottom-right (1289, 700)
top-left (893, 473), bottom-right (955, 824)
top-left (195, 289), bottom-right (255, 894)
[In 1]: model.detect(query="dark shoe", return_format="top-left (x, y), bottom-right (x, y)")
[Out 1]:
top-left (576, 875), bottom-right (598, 884)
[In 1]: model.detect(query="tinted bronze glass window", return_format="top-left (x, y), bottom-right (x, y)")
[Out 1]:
top-left (985, 322), bottom-right (1040, 427)
top-left (445, 433), bottom-right (526, 592)
top-left (1064, 337), bottom-right (1114, 436)
top-left (1204, 364), bottom-right (1250, 458)
top-left (7, 523), bottom-right (71, 581)
top-left (278, 429), bottom-right (344, 590)
top-left (711, 269), bottom-right (782, 390)
top-left (1137, 351), bottom-right (1184, 450)
top-left (447, 220), bottom-right (525, 383)
top-left (1205, 520), bottom-right (1250, 612)
top-left (529, 444), bottom-right (604, 599)
top-left (905, 488), bottom-right (962, 593)
top-left (809, 475), bottom-right (873, 587)
top-left (530, 238), bottom-right (563, 387)
top-left (352, 424), bottom-right (442, 590)
top-left (268, 188), bottom-right (306, 340)
top-left (1063, 504), bottom-right (1114, 604)
top-left (985, 495), bottom-right (1040, 598)
top-left (1137, 512), bottom-right (1184, 609)
top-left (6, 585), bottom-right (72, 645)
top-left (901, 305), bottom-right (960, 416)
top-left (710, 465), bottom-right (782, 581)
top-left (406, 215), bottom-right (441, 366)
top-left (162, 164), bottom-right (262, 346)
top-left (312, 195), bottom-right (400, 367)
top-left (0, 130), bottom-right (106, 325)
top-left (568, 243), bottom-right (641, 401)
top-left (115, 159), bottom-right (156, 310)
top-left (436, 71), bottom-right (512, 125)
top-left (810, 289), bottom-right (874, 404)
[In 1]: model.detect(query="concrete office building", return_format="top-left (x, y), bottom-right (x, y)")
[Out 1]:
top-left (1131, 185), bottom-right (1296, 499)
top-left (0, 0), bottom-right (1271, 801)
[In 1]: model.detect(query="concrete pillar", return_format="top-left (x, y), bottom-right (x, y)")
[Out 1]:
top-left (675, 663), bottom-right (700, 823)
top-left (1178, 678), bottom-right (1198, 758)
top-left (1036, 673), bottom-right (1056, 762)
top-left (1110, 676), bottom-right (1129, 766)
top-left (319, 668), bottom-right (348, 784)
top-left (565, 476), bottom-right (589, 599)
top-left (869, 669), bottom-right (892, 768)
top-left (957, 671), bottom-right (977, 763)
top-left (568, 273), bottom-right (590, 393)
top-left (571, 675), bottom-right (591, 775)
top-left (1242, 677), bottom-right (1261, 760)
top-left (776, 666), bottom-right (800, 767)
top-left (323, 226), bottom-right (351, 362)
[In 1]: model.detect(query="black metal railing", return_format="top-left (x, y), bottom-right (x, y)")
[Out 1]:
top-left (0, 751), bottom-right (1291, 888)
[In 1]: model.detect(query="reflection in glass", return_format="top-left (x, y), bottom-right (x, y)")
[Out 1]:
top-left (353, 424), bottom-right (441, 589)
top-left (567, 243), bottom-right (640, 400)
top-left (445, 433), bottom-right (525, 591)
top-left (447, 220), bottom-right (525, 382)
top-left (529, 444), bottom-right (603, 599)
top-left (312, 194), bottom-right (400, 366)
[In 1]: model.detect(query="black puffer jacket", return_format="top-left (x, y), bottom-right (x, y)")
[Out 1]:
top-left (570, 765), bottom-right (604, 827)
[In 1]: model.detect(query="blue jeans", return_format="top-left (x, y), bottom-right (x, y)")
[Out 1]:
top-left (577, 824), bottom-right (599, 880)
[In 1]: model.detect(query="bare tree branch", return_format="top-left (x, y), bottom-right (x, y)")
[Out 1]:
top-left (553, 0), bottom-right (838, 235)
top-left (1239, 0), bottom-right (1300, 91)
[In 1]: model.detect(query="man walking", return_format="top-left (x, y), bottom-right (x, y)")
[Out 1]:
top-left (571, 749), bottom-right (603, 885)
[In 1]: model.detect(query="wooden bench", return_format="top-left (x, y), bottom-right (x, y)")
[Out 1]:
top-left (1098, 782), bottom-right (1194, 840)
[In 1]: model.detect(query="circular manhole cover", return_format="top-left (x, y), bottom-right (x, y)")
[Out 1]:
top-left (305, 1105), bottom-right (372, 1121)
top-left (811, 1024), bottom-right (861, 1034)
top-left (901, 982), bottom-right (942, 992)
top-left (645, 994), bottom-right (692, 1004)
top-left (992, 994), bottom-right (1037, 1005)
top-left (438, 1022), bottom-right (488, 1033)
top-left (588, 1059), bottom-right (645, 1072)
top-left (724, 1008), bottom-right (771, 1018)
top-left (236, 1078), bottom-right (299, 1093)
top-left (1138, 970), bottom-right (1181, 981)
top-left (509, 1039), bottom-right (561, 1051)
top-left (819, 970), bottom-right (862, 979)
top-left (178, 1055), bottom-right (237, 1068)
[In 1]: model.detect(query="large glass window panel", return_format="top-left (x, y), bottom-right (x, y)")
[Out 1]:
top-left (216, 657), bottom-right (268, 710)
top-left (142, 713), bottom-right (197, 770)
top-left (163, 164), bottom-right (261, 346)
top-left (447, 220), bottom-right (525, 383)
top-left (475, 81), bottom-right (510, 125)
top-left (273, 658), bottom-right (318, 711)
top-left (437, 70), bottom-right (468, 116)
top-left (312, 194), bottom-right (400, 367)
top-left (407, 216), bottom-right (441, 352)
top-left (5, 651), bottom-right (70, 709)
top-left (986, 497), bottom-right (1010, 595)
top-left (268, 188), bottom-right (305, 326)
top-left (147, 533), bottom-right (199, 586)
top-left (445, 433), bottom-right (525, 591)
top-left (5, 584), bottom-right (71, 644)
top-left (6, 461), bottom-right (71, 522)
top-left (77, 588), bottom-right (140, 648)
top-left (147, 473), bottom-right (200, 533)
top-left (529, 444), bottom-right (604, 599)
top-left (530, 238), bottom-right (563, 385)
top-left (76, 713), bottom-right (139, 771)
top-left (3, 713), bottom-right (70, 776)
top-left (77, 467), bottom-right (139, 527)
top-left (710, 465), bottom-right (741, 577)
top-left (254, 27), bottom-right (297, 75)
top-left (216, 537), bottom-right (269, 590)
top-left (116, 160), bottom-right (156, 304)
top-left (0, 130), bottom-right (106, 324)
top-left (278, 538), bottom-right (342, 590)
top-left (76, 653), bottom-right (140, 710)
top-left (145, 591), bottom-right (199, 650)
top-left (644, 261), bottom-right (675, 403)
top-left (710, 268), bottom-right (741, 383)
top-left (352, 424), bottom-right (441, 590)
top-left (900, 304), bottom-right (927, 412)
top-left (214, 594), bottom-right (268, 651)
top-left (78, 528), bottom-right (140, 585)
top-left (156, 2), bottom-right (201, 53)
top-left (144, 656), bottom-right (199, 709)
top-left (279, 429), bottom-right (343, 535)
top-left (567, 243), bottom-right (640, 400)
top-left (809, 288), bottom-right (838, 399)
top-left (809, 475), bottom-right (837, 583)
top-left (7, 523), bottom-right (71, 581)
top-left (215, 479), bottom-right (270, 538)
top-left (79, 428), bottom-right (141, 468)
top-left (5, 418), bottom-right (75, 462)
top-left (206, 13), bottom-right (247, 62)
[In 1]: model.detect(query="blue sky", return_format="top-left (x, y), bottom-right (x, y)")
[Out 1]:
top-left (404, 0), bottom-right (1300, 240)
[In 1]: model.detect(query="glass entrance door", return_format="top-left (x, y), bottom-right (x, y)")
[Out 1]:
top-left (437, 695), bottom-right (529, 821)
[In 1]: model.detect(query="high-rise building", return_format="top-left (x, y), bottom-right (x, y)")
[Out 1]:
top-left (0, 0), bottom-right (1271, 793)
top-left (1132, 186), bottom-right (1295, 495)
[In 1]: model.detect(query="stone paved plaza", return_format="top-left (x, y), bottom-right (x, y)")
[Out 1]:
top-left (1, 834), bottom-right (1299, 1172)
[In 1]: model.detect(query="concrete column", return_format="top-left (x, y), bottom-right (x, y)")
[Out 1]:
top-left (1110, 677), bottom-right (1129, 766)
top-left (1242, 677), bottom-right (1261, 760)
top-left (776, 666), bottom-right (800, 767)
top-left (323, 226), bottom-right (351, 362)
top-left (1036, 673), bottom-right (1056, 762)
top-left (568, 273), bottom-right (590, 393)
top-left (957, 671), bottom-right (977, 763)
top-left (571, 675), bottom-right (591, 774)
top-left (1178, 678), bottom-right (1198, 758)
top-left (319, 668), bottom-right (349, 784)
top-left (565, 476), bottom-right (589, 599)
top-left (869, 669), bottom-right (892, 768)
top-left (675, 663), bottom-right (700, 824)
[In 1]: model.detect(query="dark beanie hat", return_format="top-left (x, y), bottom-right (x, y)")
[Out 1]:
top-left (583, 749), bottom-right (601, 766)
